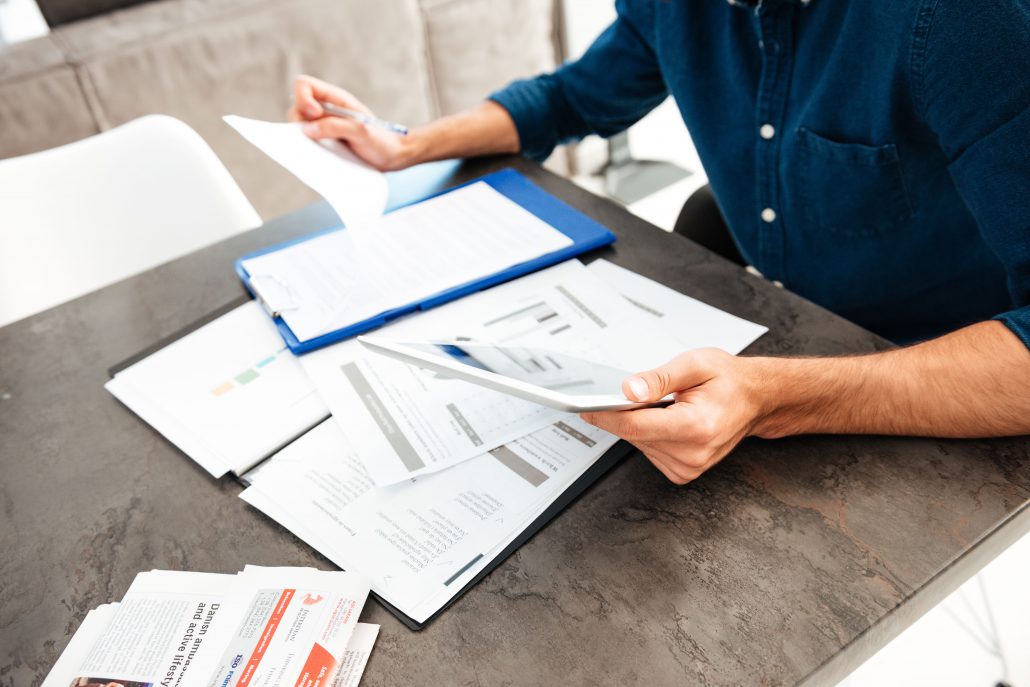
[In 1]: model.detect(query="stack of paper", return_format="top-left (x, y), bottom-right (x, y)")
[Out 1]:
top-left (44, 566), bottom-right (377, 687)
top-left (106, 259), bottom-right (767, 627)
top-left (239, 259), bottom-right (767, 623)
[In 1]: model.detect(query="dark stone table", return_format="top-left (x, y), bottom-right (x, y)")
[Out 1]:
top-left (1, 157), bottom-right (1027, 686)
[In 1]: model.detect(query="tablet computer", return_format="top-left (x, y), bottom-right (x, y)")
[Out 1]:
top-left (357, 337), bottom-right (672, 412)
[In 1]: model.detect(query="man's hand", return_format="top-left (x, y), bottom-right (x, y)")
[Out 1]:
top-left (581, 321), bottom-right (1030, 486)
top-left (581, 349), bottom-right (763, 485)
top-left (287, 74), bottom-right (520, 171)
top-left (288, 75), bottom-right (416, 171)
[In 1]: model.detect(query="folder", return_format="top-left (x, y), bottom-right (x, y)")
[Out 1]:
top-left (235, 169), bottom-right (616, 354)
top-left (368, 440), bottom-right (635, 630)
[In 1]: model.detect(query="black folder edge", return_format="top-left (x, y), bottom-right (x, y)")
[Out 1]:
top-left (108, 296), bottom-right (635, 631)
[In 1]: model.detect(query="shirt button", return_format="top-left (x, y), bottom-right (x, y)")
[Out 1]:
top-left (760, 124), bottom-right (775, 140)
top-left (761, 207), bottom-right (777, 223)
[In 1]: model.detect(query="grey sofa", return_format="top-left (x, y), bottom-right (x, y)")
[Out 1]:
top-left (0, 0), bottom-right (561, 218)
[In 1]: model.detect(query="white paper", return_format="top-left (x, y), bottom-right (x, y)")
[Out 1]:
top-left (238, 182), bottom-right (575, 342)
top-left (240, 413), bottom-right (618, 624)
top-left (333, 623), bottom-right (379, 687)
top-left (105, 301), bottom-right (328, 476)
top-left (332, 355), bottom-right (563, 481)
top-left (206, 566), bottom-right (371, 687)
top-left (224, 115), bottom-right (388, 231)
top-left (586, 259), bottom-right (768, 354)
top-left (298, 261), bottom-right (685, 486)
top-left (55, 571), bottom-right (239, 687)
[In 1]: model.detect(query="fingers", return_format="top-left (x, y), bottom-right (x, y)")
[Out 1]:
top-left (636, 442), bottom-right (702, 485)
top-left (638, 445), bottom-right (685, 483)
top-left (581, 405), bottom-right (721, 486)
top-left (293, 74), bottom-right (371, 121)
top-left (581, 407), bottom-right (680, 442)
top-left (623, 349), bottom-right (727, 402)
top-left (293, 76), bottom-right (323, 120)
top-left (582, 400), bottom-right (717, 444)
top-left (302, 116), bottom-right (368, 143)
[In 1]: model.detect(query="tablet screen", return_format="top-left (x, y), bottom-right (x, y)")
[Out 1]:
top-left (400, 342), bottom-right (632, 396)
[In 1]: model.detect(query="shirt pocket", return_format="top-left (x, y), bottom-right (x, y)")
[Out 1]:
top-left (797, 127), bottom-right (912, 238)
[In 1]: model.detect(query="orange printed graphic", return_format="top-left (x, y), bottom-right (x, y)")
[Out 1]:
top-left (237, 588), bottom-right (295, 687)
top-left (293, 642), bottom-right (338, 687)
top-left (211, 381), bottom-right (234, 396)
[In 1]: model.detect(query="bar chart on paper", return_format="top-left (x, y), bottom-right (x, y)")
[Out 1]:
top-left (106, 301), bottom-right (329, 476)
top-left (211, 346), bottom-right (290, 397)
top-left (483, 301), bottom-right (565, 339)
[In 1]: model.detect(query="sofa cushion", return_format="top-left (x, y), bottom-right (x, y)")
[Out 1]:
top-left (0, 36), bottom-right (100, 159)
top-left (51, 0), bottom-right (279, 59)
top-left (421, 0), bottom-right (557, 115)
top-left (0, 34), bottom-right (65, 80)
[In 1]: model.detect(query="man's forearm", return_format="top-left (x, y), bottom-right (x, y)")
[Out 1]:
top-left (401, 101), bottom-right (520, 166)
top-left (748, 320), bottom-right (1030, 439)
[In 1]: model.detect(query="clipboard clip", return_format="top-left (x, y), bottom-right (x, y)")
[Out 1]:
top-left (249, 273), bottom-right (300, 318)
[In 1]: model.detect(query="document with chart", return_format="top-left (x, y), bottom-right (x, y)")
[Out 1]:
top-left (585, 259), bottom-right (768, 353)
top-left (298, 260), bottom-right (687, 486)
top-left (239, 414), bottom-right (619, 625)
top-left (105, 301), bottom-right (329, 477)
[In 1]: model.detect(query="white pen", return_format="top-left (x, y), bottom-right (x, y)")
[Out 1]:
top-left (318, 101), bottom-right (409, 136)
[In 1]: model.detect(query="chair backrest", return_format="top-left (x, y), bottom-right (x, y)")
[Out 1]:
top-left (0, 115), bottom-right (260, 326)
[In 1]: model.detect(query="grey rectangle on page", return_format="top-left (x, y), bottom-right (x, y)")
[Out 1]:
top-left (556, 285), bottom-right (607, 328)
top-left (445, 553), bottom-right (485, 586)
top-left (554, 420), bottom-right (597, 447)
top-left (447, 403), bottom-right (483, 446)
top-left (489, 445), bottom-right (549, 486)
top-left (341, 362), bottom-right (425, 471)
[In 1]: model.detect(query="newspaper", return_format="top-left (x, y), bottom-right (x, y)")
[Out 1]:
top-left (43, 567), bottom-right (375, 687)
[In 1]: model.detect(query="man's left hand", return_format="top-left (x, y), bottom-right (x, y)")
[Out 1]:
top-left (580, 349), bottom-right (763, 485)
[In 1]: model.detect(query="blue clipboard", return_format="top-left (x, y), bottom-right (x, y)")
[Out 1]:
top-left (235, 168), bottom-right (617, 354)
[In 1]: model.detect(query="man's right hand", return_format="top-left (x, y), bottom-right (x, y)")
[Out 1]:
top-left (288, 74), bottom-right (418, 171)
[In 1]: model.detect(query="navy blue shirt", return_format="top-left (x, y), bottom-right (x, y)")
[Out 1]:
top-left (490, 0), bottom-right (1030, 347)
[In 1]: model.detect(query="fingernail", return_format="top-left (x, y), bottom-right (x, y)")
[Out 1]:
top-left (304, 104), bottom-right (320, 117)
top-left (303, 122), bottom-right (319, 136)
top-left (627, 377), bottom-right (648, 401)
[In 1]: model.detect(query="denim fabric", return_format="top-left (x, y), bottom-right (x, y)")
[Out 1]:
top-left (490, 0), bottom-right (1030, 347)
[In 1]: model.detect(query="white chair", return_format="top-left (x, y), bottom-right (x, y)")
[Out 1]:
top-left (0, 115), bottom-right (261, 326)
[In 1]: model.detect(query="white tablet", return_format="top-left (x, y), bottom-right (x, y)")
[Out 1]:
top-left (357, 337), bottom-right (673, 412)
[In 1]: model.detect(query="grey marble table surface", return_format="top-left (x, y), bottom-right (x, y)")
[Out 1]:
top-left (1, 157), bottom-right (1027, 687)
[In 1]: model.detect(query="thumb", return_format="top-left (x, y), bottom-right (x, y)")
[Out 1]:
top-left (623, 351), bottom-right (715, 402)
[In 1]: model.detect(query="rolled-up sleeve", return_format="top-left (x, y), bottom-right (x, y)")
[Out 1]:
top-left (489, 0), bottom-right (667, 161)
top-left (916, 0), bottom-right (1030, 348)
